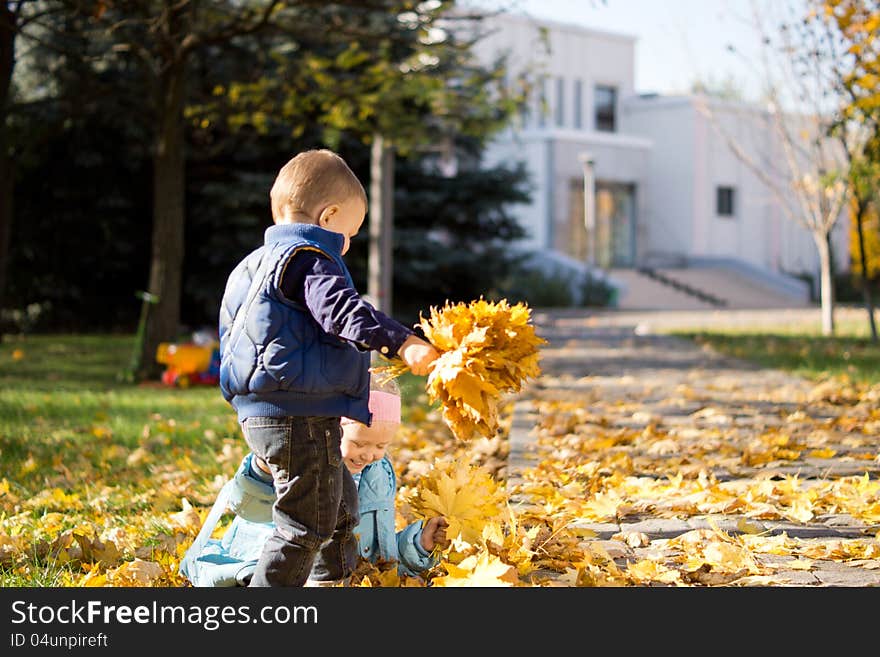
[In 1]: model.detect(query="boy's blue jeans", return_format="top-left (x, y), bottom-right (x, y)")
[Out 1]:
top-left (241, 415), bottom-right (359, 586)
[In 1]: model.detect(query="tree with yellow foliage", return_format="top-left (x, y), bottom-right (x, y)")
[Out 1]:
top-left (818, 0), bottom-right (880, 340)
top-left (846, 155), bottom-right (880, 340)
top-left (848, 194), bottom-right (880, 279)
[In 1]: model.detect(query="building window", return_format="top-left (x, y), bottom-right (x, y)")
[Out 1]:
top-left (519, 101), bottom-right (531, 127)
top-left (556, 77), bottom-right (565, 126)
top-left (573, 79), bottom-right (583, 129)
top-left (538, 76), bottom-right (548, 127)
top-left (594, 84), bottom-right (617, 132)
top-left (717, 186), bottom-right (736, 216)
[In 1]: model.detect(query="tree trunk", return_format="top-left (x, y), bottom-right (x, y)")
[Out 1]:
top-left (814, 230), bottom-right (836, 337)
top-left (0, 4), bottom-right (15, 331)
top-left (854, 198), bottom-right (878, 342)
top-left (137, 60), bottom-right (186, 380)
top-left (368, 133), bottom-right (394, 315)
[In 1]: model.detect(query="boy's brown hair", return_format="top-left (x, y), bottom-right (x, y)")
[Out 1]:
top-left (270, 149), bottom-right (367, 224)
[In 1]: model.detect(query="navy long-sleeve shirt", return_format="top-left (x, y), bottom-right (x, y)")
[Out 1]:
top-left (280, 250), bottom-right (413, 358)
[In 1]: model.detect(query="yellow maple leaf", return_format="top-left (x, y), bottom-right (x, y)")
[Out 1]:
top-left (582, 490), bottom-right (623, 521)
top-left (701, 539), bottom-right (759, 573)
top-left (107, 558), bottom-right (164, 586)
top-left (782, 498), bottom-right (815, 523)
top-left (404, 459), bottom-right (508, 545)
top-left (351, 558), bottom-right (407, 587)
top-left (736, 517), bottom-right (766, 535)
top-left (168, 498), bottom-right (203, 533)
top-left (481, 521), bottom-right (506, 547)
top-left (625, 558), bottom-right (682, 585)
top-left (70, 525), bottom-right (123, 566)
top-left (431, 549), bottom-right (520, 586)
top-left (0, 532), bottom-right (23, 565)
top-left (81, 573), bottom-right (109, 587)
top-left (76, 563), bottom-right (109, 587)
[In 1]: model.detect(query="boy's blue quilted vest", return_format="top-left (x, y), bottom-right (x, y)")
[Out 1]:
top-left (218, 223), bottom-right (371, 424)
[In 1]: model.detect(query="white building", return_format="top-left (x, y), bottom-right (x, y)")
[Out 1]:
top-left (470, 12), bottom-right (849, 308)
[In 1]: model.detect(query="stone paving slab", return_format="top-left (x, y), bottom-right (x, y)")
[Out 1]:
top-left (506, 309), bottom-right (880, 587)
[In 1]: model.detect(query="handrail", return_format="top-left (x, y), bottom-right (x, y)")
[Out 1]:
top-left (636, 267), bottom-right (728, 307)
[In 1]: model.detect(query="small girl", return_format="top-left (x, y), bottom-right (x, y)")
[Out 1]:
top-left (339, 378), bottom-right (448, 578)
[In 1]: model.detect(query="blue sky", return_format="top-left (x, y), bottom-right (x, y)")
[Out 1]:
top-left (469, 0), bottom-right (811, 101)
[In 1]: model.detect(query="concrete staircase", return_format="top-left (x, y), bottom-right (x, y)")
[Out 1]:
top-left (608, 266), bottom-right (812, 311)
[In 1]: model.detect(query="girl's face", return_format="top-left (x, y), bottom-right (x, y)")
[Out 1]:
top-left (340, 419), bottom-right (398, 474)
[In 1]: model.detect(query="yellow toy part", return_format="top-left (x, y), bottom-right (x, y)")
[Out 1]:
top-left (156, 342), bottom-right (214, 376)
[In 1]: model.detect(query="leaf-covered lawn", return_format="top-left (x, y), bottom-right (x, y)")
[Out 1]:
top-left (0, 334), bottom-right (243, 585)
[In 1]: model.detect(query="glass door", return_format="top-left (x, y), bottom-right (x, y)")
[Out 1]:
top-left (595, 182), bottom-right (635, 268)
top-left (560, 178), bottom-right (590, 261)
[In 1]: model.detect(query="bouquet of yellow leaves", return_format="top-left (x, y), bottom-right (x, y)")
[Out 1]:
top-left (379, 298), bottom-right (545, 441)
top-left (404, 458), bottom-right (509, 546)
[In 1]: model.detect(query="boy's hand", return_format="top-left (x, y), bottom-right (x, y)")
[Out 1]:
top-left (420, 516), bottom-right (450, 552)
top-left (398, 334), bottom-right (439, 376)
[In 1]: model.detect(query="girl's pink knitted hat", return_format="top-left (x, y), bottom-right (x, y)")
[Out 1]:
top-left (369, 390), bottom-right (401, 423)
top-left (342, 390), bottom-right (401, 425)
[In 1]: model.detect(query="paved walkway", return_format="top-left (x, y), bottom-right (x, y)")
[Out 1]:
top-left (507, 308), bottom-right (880, 586)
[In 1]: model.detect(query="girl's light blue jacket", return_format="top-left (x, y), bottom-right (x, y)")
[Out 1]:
top-left (183, 456), bottom-right (435, 585)
top-left (352, 456), bottom-right (434, 577)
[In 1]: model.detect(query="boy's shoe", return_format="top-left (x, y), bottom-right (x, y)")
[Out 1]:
top-left (227, 453), bottom-right (275, 523)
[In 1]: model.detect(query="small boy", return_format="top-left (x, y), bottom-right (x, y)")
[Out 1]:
top-left (217, 149), bottom-right (439, 587)
top-left (179, 382), bottom-right (448, 586)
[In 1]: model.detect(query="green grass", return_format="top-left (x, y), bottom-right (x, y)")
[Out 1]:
top-left (0, 333), bottom-right (237, 470)
top-left (667, 318), bottom-right (880, 385)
